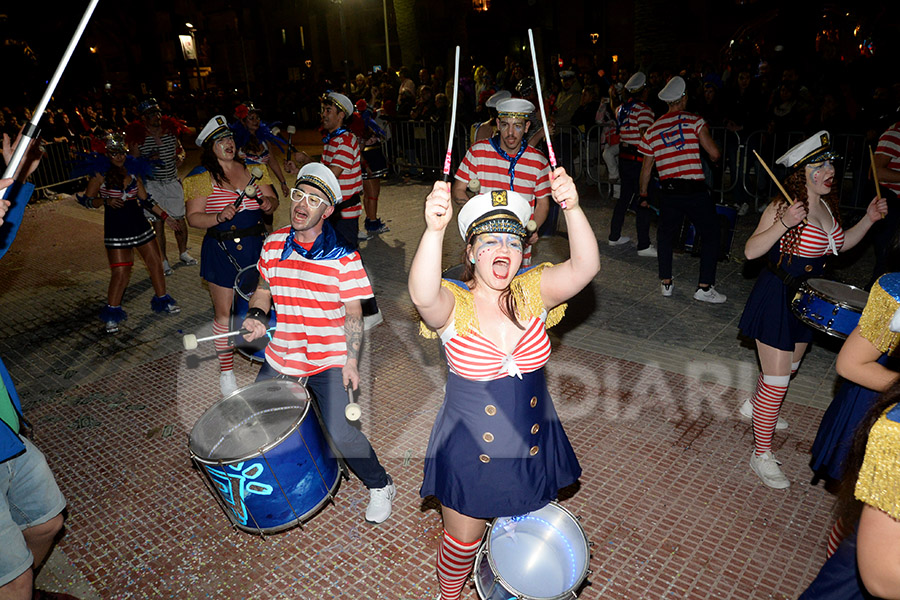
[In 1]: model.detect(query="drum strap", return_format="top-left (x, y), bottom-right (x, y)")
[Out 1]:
top-left (766, 261), bottom-right (807, 299)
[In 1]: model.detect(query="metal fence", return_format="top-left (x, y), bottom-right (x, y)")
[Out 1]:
top-left (30, 138), bottom-right (94, 197)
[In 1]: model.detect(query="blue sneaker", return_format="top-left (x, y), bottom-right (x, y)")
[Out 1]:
top-left (151, 294), bottom-right (181, 314)
top-left (100, 305), bottom-right (127, 334)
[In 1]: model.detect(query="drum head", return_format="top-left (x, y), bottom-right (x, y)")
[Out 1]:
top-left (806, 278), bottom-right (869, 310)
top-left (189, 380), bottom-right (309, 463)
top-left (487, 502), bottom-right (589, 599)
top-left (234, 265), bottom-right (262, 302)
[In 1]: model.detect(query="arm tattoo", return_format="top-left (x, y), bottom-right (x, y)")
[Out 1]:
top-left (344, 314), bottom-right (363, 361)
top-left (257, 278), bottom-right (270, 292)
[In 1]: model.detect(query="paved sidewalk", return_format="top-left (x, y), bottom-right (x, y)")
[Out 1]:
top-left (0, 174), bottom-right (877, 599)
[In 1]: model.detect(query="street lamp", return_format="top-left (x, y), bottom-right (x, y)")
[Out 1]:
top-left (186, 22), bottom-right (204, 92)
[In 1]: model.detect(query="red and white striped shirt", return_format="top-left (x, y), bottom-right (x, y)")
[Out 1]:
top-left (617, 101), bottom-right (654, 147)
top-left (258, 226), bottom-right (373, 377)
top-left (440, 315), bottom-right (551, 381)
top-left (876, 122), bottom-right (900, 195)
top-left (639, 111), bottom-right (707, 180)
top-left (322, 131), bottom-right (363, 219)
top-left (203, 184), bottom-right (261, 213)
top-left (780, 220), bottom-right (845, 257)
top-left (455, 140), bottom-right (551, 205)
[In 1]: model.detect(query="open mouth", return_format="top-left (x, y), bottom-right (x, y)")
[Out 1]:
top-left (824, 177), bottom-right (834, 188)
top-left (492, 257), bottom-right (511, 279)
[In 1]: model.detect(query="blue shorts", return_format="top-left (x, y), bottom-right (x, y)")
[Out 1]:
top-left (0, 438), bottom-right (66, 586)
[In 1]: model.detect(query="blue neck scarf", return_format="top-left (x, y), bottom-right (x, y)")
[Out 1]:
top-left (489, 136), bottom-right (527, 192)
top-left (322, 127), bottom-right (349, 145)
top-left (280, 219), bottom-right (355, 262)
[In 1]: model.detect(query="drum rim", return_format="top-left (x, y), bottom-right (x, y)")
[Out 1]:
top-left (798, 278), bottom-right (869, 311)
top-left (189, 381), bottom-right (311, 464)
top-left (234, 264), bottom-right (259, 302)
top-left (475, 501), bottom-right (590, 600)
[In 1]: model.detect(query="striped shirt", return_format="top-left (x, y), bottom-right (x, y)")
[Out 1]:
top-left (202, 184), bottom-right (262, 214)
top-left (617, 101), bottom-right (654, 147)
top-left (780, 220), bottom-right (845, 258)
top-left (322, 131), bottom-right (363, 219)
top-left (639, 111), bottom-right (707, 180)
top-left (258, 227), bottom-right (373, 377)
top-left (440, 314), bottom-right (551, 381)
top-left (876, 123), bottom-right (900, 194)
top-left (138, 133), bottom-right (179, 181)
top-left (455, 139), bottom-right (551, 205)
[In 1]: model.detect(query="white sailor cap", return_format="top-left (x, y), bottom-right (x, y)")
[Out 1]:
top-left (496, 98), bottom-right (535, 119)
top-left (196, 115), bottom-right (232, 147)
top-left (485, 90), bottom-right (512, 109)
top-left (323, 92), bottom-right (353, 116)
top-left (458, 189), bottom-right (532, 241)
top-left (624, 72), bottom-right (647, 92)
top-left (658, 76), bottom-right (687, 103)
top-left (294, 162), bottom-right (343, 206)
top-left (776, 130), bottom-right (839, 173)
top-left (560, 70), bottom-right (576, 79)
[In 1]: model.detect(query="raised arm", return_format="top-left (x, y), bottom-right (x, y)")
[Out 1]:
top-left (743, 200), bottom-right (807, 260)
top-left (409, 181), bottom-right (457, 330)
top-left (540, 167), bottom-right (601, 308)
top-left (842, 195), bottom-right (888, 252)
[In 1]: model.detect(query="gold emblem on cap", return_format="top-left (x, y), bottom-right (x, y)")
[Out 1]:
top-left (821, 133), bottom-right (829, 146)
top-left (491, 190), bottom-right (508, 207)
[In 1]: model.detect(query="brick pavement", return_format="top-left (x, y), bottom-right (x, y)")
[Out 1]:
top-left (0, 174), bottom-right (879, 599)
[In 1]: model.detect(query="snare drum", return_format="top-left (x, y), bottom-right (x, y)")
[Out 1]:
top-left (231, 265), bottom-right (277, 362)
top-left (189, 380), bottom-right (340, 534)
top-left (792, 278), bottom-right (869, 339)
top-left (474, 502), bottom-right (591, 600)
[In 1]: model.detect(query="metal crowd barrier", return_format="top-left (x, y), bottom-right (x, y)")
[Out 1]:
top-left (30, 138), bottom-right (93, 196)
top-left (381, 119), bottom-right (469, 178)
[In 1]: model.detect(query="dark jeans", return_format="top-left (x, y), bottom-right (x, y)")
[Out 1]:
top-left (256, 362), bottom-right (390, 489)
top-left (657, 188), bottom-right (719, 285)
top-left (330, 200), bottom-right (379, 318)
top-left (609, 156), bottom-right (652, 249)
top-left (869, 188), bottom-right (900, 288)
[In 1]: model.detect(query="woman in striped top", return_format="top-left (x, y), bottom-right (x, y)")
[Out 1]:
top-left (77, 133), bottom-right (181, 334)
top-left (184, 116), bottom-right (278, 396)
top-left (738, 130), bottom-right (887, 489)
top-left (409, 168), bottom-right (600, 600)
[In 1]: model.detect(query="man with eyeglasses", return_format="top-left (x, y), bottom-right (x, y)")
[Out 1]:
top-left (240, 163), bottom-right (396, 525)
top-left (452, 98), bottom-right (550, 265)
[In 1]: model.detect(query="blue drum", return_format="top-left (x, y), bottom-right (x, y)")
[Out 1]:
top-left (231, 265), bottom-right (277, 362)
top-left (792, 278), bottom-right (869, 340)
top-left (189, 380), bottom-right (341, 534)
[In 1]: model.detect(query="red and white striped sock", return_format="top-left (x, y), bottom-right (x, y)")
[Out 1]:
top-left (437, 530), bottom-right (481, 600)
top-left (751, 374), bottom-right (790, 456)
top-left (826, 517), bottom-right (849, 559)
top-left (791, 360), bottom-right (801, 376)
top-left (213, 320), bottom-right (234, 373)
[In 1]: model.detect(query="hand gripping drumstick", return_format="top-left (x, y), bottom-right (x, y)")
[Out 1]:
top-left (182, 326), bottom-right (273, 350)
top-left (869, 145), bottom-right (887, 219)
top-left (345, 387), bottom-right (362, 421)
top-left (233, 166), bottom-right (265, 209)
top-left (528, 28), bottom-right (565, 210)
top-left (752, 149), bottom-right (808, 225)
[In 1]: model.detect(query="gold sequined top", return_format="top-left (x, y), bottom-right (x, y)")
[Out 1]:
top-left (181, 164), bottom-right (273, 202)
top-left (419, 262), bottom-right (566, 339)
top-left (855, 404), bottom-right (900, 520)
top-left (858, 274), bottom-right (900, 354)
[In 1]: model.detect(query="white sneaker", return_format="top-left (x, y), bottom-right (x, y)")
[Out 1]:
top-left (220, 371), bottom-right (238, 397)
top-left (737, 202), bottom-right (750, 217)
top-left (363, 311), bottom-right (384, 330)
top-left (180, 251), bottom-right (198, 266)
top-left (637, 245), bottom-right (658, 257)
top-left (608, 236), bottom-right (631, 246)
top-left (661, 281), bottom-right (674, 297)
top-left (693, 286), bottom-right (727, 304)
top-left (739, 399), bottom-right (788, 430)
top-left (750, 451), bottom-right (790, 489)
top-left (365, 477), bottom-right (396, 524)
top-left (162, 260), bottom-right (174, 276)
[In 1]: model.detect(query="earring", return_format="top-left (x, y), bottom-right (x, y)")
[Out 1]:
top-left (469, 256), bottom-right (476, 264)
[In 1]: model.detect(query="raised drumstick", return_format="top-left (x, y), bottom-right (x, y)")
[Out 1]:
top-left (869, 145), bottom-right (886, 219)
top-left (752, 149), bottom-right (808, 225)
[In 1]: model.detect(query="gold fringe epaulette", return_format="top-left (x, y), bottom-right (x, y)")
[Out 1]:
top-left (858, 276), bottom-right (900, 355)
top-left (855, 405), bottom-right (900, 521)
top-left (181, 164), bottom-right (273, 202)
top-left (418, 262), bottom-right (566, 338)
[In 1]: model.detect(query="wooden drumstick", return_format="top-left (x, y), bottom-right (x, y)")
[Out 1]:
top-left (869, 145), bottom-right (886, 219)
top-left (752, 149), bottom-right (808, 226)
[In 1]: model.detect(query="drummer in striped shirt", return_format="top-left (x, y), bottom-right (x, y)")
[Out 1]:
top-left (453, 98), bottom-right (551, 265)
top-left (241, 163), bottom-right (396, 525)
top-left (871, 120), bottom-right (900, 285)
top-left (638, 76), bottom-right (725, 303)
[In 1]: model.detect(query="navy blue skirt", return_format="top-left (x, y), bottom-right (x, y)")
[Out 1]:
top-left (199, 209), bottom-right (265, 288)
top-left (420, 369), bottom-right (581, 519)
top-left (799, 532), bottom-right (874, 599)
top-left (739, 253), bottom-right (826, 351)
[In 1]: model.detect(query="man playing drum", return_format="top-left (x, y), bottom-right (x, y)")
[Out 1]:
top-left (241, 163), bottom-right (395, 524)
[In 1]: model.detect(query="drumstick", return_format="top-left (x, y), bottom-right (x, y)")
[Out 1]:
top-left (869, 145), bottom-right (886, 219)
top-left (233, 166), bottom-right (265, 209)
top-left (345, 388), bottom-right (361, 421)
top-left (528, 29), bottom-right (565, 209)
top-left (183, 326), bottom-right (273, 350)
top-left (442, 46), bottom-right (461, 184)
top-left (752, 149), bottom-right (808, 225)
